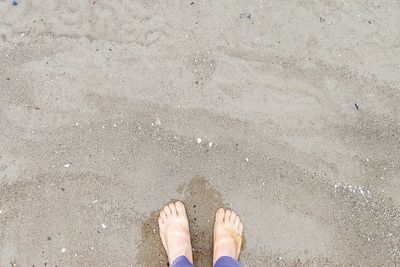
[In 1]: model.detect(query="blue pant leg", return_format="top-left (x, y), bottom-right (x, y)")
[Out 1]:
top-left (214, 256), bottom-right (242, 267)
top-left (170, 255), bottom-right (194, 267)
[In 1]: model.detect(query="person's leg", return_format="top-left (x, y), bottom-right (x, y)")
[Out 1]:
top-left (158, 201), bottom-right (193, 267)
top-left (170, 255), bottom-right (194, 267)
top-left (214, 256), bottom-right (242, 267)
top-left (213, 208), bottom-right (244, 267)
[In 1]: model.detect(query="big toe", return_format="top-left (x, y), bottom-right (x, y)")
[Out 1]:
top-left (215, 208), bottom-right (225, 224)
top-left (175, 201), bottom-right (187, 216)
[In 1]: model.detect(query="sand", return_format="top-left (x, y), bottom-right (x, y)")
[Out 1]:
top-left (0, 0), bottom-right (399, 266)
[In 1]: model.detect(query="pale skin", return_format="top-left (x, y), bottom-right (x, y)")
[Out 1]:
top-left (158, 201), bottom-right (244, 266)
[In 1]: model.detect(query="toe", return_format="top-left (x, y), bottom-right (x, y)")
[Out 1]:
top-left (238, 222), bottom-right (244, 235)
top-left (175, 201), bottom-right (186, 216)
top-left (234, 216), bottom-right (241, 229)
top-left (224, 209), bottom-right (231, 222)
top-left (230, 211), bottom-right (237, 224)
top-left (215, 208), bottom-right (225, 223)
top-left (164, 205), bottom-right (172, 217)
top-left (158, 216), bottom-right (164, 226)
top-left (169, 203), bottom-right (177, 216)
top-left (160, 210), bottom-right (167, 221)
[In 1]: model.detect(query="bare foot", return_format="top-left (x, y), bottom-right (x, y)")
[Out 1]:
top-left (158, 201), bottom-right (193, 265)
top-left (213, 208), bottom-right (244, 265)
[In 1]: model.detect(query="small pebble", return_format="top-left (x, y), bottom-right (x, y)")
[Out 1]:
top-left (208, 142), bottom-right (213, 148)
top-left (0, 210), bottom-right (2, 214)
top-left (245, 158), bottom-right (249, 162)
top-left (61, 248), bottom-right (66, 253)
top-left (102, 224), bottom-right (107, 229)
top-left (64, 163), bottom-right (70, 168)
top-left (155, 118), bottom-right (161, 126)
top-left (196, 138), bottom-right (202, 144)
